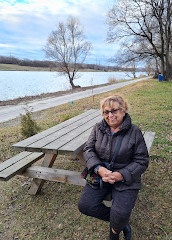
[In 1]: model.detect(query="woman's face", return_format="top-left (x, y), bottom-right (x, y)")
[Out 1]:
top-left (103, 101), bottom-right (125, 130)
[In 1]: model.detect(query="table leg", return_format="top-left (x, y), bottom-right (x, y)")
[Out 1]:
top-left (28, 153), bottom-right (57, 195)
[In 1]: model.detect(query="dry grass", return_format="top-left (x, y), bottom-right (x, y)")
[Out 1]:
top-left (108, 77), bottom-right (119, 83)
top-left (0, 78), bottom-right (171, 240)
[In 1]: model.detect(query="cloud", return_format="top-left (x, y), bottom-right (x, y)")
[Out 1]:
top-left (0, 43), bottom-right (15, 48)
top-left (0, 0), bottom-right (115, 63)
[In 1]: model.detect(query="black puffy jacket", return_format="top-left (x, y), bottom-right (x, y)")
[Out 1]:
top-left (83, 113), bottom-right (149, 191)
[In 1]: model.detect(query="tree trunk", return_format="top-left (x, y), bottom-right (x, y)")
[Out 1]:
top-left (161, 56), bottom-right (165, 80)
top-left (169, 65), bottom-right (172, 80)
top-left (69, 77), bottom-right (75, 89)
top-left (165, 58), bottom-right (170, 81)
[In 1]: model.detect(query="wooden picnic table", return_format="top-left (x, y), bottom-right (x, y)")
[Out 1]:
top-left (12, 109), bottom-right (103, 194)
top-left (1, 108), bottom-right (155, 196)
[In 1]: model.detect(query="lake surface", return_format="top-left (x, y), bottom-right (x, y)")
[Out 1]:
top-left (0, 71), bottom-right (146, 101)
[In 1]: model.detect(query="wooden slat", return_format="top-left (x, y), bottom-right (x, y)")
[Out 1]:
top-left (58, 128), bottom-right (94, 155)
top-left (0, 151), bottom-right (33, 172)
top-left (42, 115), bottom-right (102, 153)
top-left (12, 109), bottom-right (99, 151)
top-left (143, 131), bottom-right (156, 153)
top-left (24, 166), bottom-right (85, 186)
top-left (26, 111), bottom-right (102, 152)
top-left (0, 152), bottom-right (44, 181)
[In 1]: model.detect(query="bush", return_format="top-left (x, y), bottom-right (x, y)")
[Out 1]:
top-left (20, 109), bottom-right (40, 138)
top-left (108, 77), bottom-right (118, 83)
top-left (61, 113), bottom-right (73, 122)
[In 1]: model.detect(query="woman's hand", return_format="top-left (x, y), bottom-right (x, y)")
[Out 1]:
top-left (102, 171), bottom-right (124, 184)
top-left (97, 167), bottom-right (112, 178)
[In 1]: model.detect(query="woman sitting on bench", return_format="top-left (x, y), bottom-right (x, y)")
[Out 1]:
top-left (78, 95), bottom-right (149, 240)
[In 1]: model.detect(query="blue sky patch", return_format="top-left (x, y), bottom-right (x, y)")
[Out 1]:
top-left (2, 0), bottom-right (29, 5)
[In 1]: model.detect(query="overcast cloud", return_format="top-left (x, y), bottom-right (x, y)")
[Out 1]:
top-left (0, 0), bottom-right (117, 65)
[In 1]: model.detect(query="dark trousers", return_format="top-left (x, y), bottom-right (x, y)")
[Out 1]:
top-left (78, 183), bottom-right (139, 233)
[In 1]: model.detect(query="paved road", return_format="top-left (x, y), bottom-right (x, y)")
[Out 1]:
top-left (0, 77), bottom-right (150, 123)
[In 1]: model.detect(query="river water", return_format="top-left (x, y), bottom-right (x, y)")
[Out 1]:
top-left (0, 71), bottom-right (146, 101)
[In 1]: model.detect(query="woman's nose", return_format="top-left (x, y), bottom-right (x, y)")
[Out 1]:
top-left (108, 112), bottom-right (113, 117)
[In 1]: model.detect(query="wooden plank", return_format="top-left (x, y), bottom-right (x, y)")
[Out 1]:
top-left (12, 109), bottom-right (99, 151)
top-left (24, 166), bottom-right (86, 186)
top-left (42, 115), bottom-right (102, 153)
top-left (0, 152), bottom-right (44, 181)
top-left (28, 153), bottom-right (57, 195)
top-left (143, 131), bottom-right (155, 153)
top-left (0, 151), bottom-right (33, 172)
top-left (26, 111), bottom-right (101, 152)
top-left (58, 128), bottom-right (94, 155)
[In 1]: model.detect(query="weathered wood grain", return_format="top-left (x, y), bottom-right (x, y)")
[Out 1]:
top-left (0, 151), bottom-right (32, 172)
top-left (42, 115), bottom-right (102, 153)
top-left (28, 153), bottom-right (57, 195)
top-left (24, 166), bottom-right (86, 186)
top-left (0, 152), bottom-right (44, 181)
top-left (58, 128), bottom-right (94, 155)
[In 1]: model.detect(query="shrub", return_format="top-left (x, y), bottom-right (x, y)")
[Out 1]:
top-left (108, 77), bottom-right (118, 83)
top-left (20, 109), bottom-right (40, 138)
top-left (61, 114), bottom-right (73, 122)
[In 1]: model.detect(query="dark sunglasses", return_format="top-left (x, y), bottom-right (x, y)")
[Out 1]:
top-left (103, 108), bottom-right (121, 116)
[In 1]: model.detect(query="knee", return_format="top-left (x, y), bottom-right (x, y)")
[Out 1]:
top-left (78, 199), bottom-right (87, 214)
top-left (78, 198), bottom-right (92, 215)
top-left (111, 204), bottom-right (131, 220)
top-left (78, 198), bottom-right (97, 216)
top-left (112, 208), bottom-right (131, 223)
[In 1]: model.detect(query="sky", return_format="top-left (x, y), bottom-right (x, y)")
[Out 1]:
top-left (0, 0), bottom-right (118, 65)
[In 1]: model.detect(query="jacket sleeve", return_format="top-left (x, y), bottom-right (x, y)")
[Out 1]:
top-left (118, 128), bottom-right (149, 185)
top-left (83, 124), bottom-right (103, 170)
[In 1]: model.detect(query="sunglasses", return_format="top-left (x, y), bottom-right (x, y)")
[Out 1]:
top-left (103, 108), bottom-right (121, 116)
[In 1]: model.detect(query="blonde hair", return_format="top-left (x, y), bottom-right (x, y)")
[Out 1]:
top-left (100, 95), bottom-right (129, 115)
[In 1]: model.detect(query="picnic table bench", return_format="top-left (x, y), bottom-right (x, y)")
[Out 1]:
top-left (0, 109), bottom-right (155, 196)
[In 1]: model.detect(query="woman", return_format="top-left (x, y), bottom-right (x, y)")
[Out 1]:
top-left (78, 95), bottom-right (149, 240)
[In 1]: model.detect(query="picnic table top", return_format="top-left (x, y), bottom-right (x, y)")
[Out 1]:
top-left (13, 109), bottom-right (102, 155)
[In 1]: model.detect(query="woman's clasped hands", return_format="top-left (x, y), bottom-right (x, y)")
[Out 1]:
top-left (97, 166), bottom-right (123, 184)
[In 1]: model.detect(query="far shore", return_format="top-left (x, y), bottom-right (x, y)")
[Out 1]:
top-left (0, 63), bottom-right (111, 72)
top-left (0, 63), bottom-right (145, 72)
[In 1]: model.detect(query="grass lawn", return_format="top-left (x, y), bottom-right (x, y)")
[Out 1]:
top-left (0, 78), bottom-right (171, 240)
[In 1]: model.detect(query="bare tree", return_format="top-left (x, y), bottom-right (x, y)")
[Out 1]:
top-left (144, 57), bottom-right (161, 77)
top-left (107, 0), bottom-right (172, 81)
top-left (44, 17), bottom-right (92, 89)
